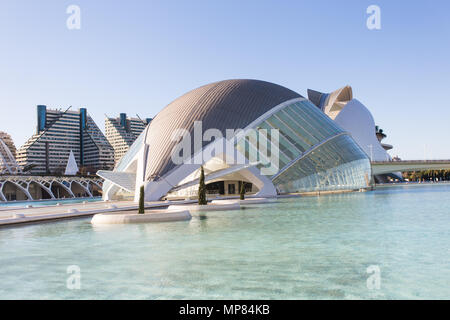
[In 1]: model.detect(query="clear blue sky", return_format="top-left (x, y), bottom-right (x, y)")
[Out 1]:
top-left (0, 0), bottom-right (449, 160)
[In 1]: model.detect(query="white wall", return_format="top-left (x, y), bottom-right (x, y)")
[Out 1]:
top-left (334, 99), bottom-right (391, 162)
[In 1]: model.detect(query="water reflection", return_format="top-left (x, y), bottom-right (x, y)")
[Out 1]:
top-left (0, 184), bottom-right (449, 299)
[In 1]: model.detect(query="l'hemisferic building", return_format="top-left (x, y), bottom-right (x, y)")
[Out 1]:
top-left (99, 79), bottom-right (395, 202)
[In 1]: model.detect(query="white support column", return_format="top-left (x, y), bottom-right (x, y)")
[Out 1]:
top-left (0, 182), bottom-right (6, 202)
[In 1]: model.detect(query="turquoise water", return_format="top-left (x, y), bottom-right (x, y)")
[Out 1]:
top-left (0, 184), bottom-right (449, 299)
top-left (0, 197), bottom-right (102, 208)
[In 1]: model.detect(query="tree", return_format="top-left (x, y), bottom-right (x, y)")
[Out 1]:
top-left (240, 181), bottom-right (245, 200)
top-left (138, 185), bottom-right (145, 214)
top-left (22, 163), bottom-right (37, 173)
top-left (198, 166), bottom-right (207, 205)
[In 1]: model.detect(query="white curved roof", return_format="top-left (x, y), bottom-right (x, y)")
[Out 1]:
top-left (143, 79), bottom-right (302, 181)
top-left (323, 86), bottom-right (352, 119)
top-left (334, 99), bottom-right (390, 161)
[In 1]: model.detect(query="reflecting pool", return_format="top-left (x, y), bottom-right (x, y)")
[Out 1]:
top-left (0, 197), bottom-right (102, 208)
top-left (0, 184), bottom-right (449, 299)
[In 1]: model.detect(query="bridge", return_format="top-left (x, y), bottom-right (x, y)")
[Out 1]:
top-left (371, 160), bottom-right (450, 176)
top-left (0, 175), bottom-right (103, 202)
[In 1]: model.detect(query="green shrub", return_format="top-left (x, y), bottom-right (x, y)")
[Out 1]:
top-left (138, 185), bottom-right (145, 214)
top-left (240, 181), bottom-right (245, 200)
top-left (198, 166), bottom-right (207, 205)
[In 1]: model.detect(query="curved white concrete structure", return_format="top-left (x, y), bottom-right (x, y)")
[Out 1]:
top-left (308, 85), bottom-right (403, 180)
top-left (99, 79), bottom-right (371, 201)
top-left (334, 99), bottom-right (391, 162)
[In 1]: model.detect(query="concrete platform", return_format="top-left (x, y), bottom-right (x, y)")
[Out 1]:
top-left (91, 209), bottom-right (192, 224)
top-left (0, 199), bottom-right (198, 227)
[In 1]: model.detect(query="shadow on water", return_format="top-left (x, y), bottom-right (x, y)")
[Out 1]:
top-left (198, 214), bottom-right (208, 221)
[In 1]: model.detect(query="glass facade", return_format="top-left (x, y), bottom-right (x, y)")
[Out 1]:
top-left (236, 99), bottom-right (371, 193)
top-left (273, 134), bottom-right (371, 193)
top-left (37, 105), bottom-right (47, 133)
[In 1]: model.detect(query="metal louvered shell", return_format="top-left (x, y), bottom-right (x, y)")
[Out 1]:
top-left (307, 89), bottom-right (323, 108)
top-left (144, 79), bottom-right (302, 181)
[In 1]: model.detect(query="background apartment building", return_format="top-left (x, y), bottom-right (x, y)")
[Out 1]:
top-left (16, 105), bottom-right (114, 175)
top-left (105, 113), bottom-right (151, 165)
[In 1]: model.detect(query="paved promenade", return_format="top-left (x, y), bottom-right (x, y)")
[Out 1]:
top-left (0, 200), bottom-right (196, 227)
top-left (0, 194), bottom-right (298, 227)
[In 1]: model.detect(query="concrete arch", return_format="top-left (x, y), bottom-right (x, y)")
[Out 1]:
top-left (0, 176), bottom-right (103, 202)
top-left (28, 181), bottom-right (54, 200)
top-left (35, 179), bottom-right (53, 190)
top-left (88, 181), bottom-right (103, 197)
top-left (50, 181), bottom-right (75, 199)
top-left (0, 182), bottom-right (6, 202)
top-left (90, 180), bottom-right (102, 189)
top-left (71, 181), bottom-right (92, 197)
top-left (1, 181), bottom-right (32, 201)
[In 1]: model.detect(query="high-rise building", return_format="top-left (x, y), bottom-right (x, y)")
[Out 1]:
top-left (105, 113), bottom-right (151, 165)
top-left (0, 131), bottom-right (20, 174)
top-left (16, 105), bottom-right (114, 175)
